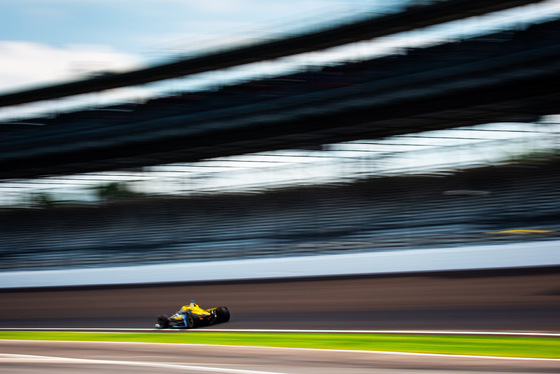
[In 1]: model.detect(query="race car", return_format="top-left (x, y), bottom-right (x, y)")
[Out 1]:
top-left (156, 300), bottom-right (230, 329)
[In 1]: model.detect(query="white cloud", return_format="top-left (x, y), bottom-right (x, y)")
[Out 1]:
top-left (0, 41), bottom-right (144, 94)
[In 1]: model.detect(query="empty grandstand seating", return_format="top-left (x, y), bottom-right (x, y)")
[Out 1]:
top-left (1, 161), bottom-right (559, 270)
top-left (3, 19), bottom-right (560, 149)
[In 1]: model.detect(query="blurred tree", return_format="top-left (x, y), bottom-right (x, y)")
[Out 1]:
top-left (505, 150), bottom-right (558, 165)
top-left (94, 182), bottom-right (142, 200)
top-left (30, 193), bottom-right (56, 208)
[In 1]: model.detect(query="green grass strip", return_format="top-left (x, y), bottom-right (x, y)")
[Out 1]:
top-left (1, 331), bottom-right (558, 359)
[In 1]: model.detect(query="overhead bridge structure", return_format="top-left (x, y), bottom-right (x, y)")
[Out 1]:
top-left (0, 0), bottom-right (541, 108)
top-left (0, 0), bottom-right (558, 179)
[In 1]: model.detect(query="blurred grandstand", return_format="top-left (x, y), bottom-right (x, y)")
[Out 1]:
top-left (0, 0), bottom-right (559, 271)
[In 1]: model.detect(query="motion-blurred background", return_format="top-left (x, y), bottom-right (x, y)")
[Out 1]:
top-left (0, 0), bottom-right (559, 277)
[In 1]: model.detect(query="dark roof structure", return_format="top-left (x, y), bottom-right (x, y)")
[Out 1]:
top-left (0, 0), bottom-right (542, 108)
top-left (1, 2), bottom-right (558, 179)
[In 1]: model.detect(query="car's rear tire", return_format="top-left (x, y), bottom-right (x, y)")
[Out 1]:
top-left (157, 314), bottom-right (170, 329)
top-left (215, 307), bottom-right (230, 323)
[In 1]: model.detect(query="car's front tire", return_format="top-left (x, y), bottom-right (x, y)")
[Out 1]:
top-left (186, 314), bottom-right (197, 328)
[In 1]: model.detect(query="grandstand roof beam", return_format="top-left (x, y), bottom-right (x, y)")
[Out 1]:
top-left (0, 0), bottom-right (544, 108)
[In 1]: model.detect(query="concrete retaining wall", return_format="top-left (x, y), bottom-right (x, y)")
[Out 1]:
top-left (1, 240), bottom-right (558, 289)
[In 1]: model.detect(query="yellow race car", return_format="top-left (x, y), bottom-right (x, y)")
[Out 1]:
top-left (156, 300), bottom-right (230, 329)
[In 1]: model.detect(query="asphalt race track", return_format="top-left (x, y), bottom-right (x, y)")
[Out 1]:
top-left (1, 267), bottom-right (559, 373)
top-left (1, 267), bottom-right (559, 331)
top-left (2, 340), bottom-right (559, 374)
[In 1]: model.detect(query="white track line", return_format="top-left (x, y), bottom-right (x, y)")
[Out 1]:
top-left (2, 341), bottom-right (560, 362)
top-left (188, 329), bottom-right (560, 337)
top-left (0, 353), bottom-right (289, 374)
top-left (1, 328), bottom-right (559, 337)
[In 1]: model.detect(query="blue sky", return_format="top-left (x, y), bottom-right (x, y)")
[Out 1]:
top-left (2, 0), bottom-right (360, 53)
top-left (1, 0), bottom-right (559, 98)
top-left (0, 0), bottom-right (410, 93)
